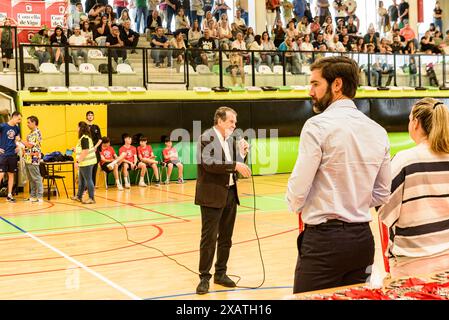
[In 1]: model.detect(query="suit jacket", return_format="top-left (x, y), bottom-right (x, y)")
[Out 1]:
top-left (195, 127), bottom-right (244, 209)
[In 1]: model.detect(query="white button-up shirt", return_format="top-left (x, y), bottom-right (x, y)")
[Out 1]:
top-left (213, 126), bottom-right (235, 186)
top-left (286, 99), bottom-right (391, 225)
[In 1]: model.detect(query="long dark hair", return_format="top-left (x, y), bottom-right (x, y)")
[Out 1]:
top-left (78, 121), bottom-right (91, 139)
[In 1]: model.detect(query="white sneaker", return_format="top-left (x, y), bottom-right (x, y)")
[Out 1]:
top-left (117, 184), bottom-right (124, 191)
top-left (139, 181), bottom-right (147, 187)
top-left (25, 197), bottom-right (37, 202)
top-left (107, 163), bottom-right (115, 170)
top-left (164, 179), bottom-right (170, 185)
top-left (125, 183), bottom-right (131, 189)
top-left (34, 198), bottom-right (44, 203)
top-left (3, 68), bottom-right (9, 73)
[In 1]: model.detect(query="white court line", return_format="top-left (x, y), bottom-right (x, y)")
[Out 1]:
top-left (25, 231), bottom-right (142, 300)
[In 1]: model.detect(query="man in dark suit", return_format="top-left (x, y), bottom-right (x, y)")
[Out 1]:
top-left (195, 106), bottom-right (251, 295)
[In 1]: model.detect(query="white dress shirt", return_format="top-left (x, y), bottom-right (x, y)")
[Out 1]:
top-left (286, 99), bottom-right (391, 225)
top-left (213, 126), bottom-right (234, 186)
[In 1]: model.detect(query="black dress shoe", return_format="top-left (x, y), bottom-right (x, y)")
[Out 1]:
top-left (196, 279), bottom-right (209, 295)
top-left (214, 274), bottom-right (236, 287)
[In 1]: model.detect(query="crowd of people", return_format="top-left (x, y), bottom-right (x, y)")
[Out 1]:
top-left (0, 110), bottom-right (185, 204)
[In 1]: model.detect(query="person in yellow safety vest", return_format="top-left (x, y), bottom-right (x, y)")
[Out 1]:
top-left (72, 121), bottom-right (98, 204)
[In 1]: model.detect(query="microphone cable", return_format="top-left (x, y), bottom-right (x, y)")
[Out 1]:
top-left (52, 137), bottom-right (266, 291)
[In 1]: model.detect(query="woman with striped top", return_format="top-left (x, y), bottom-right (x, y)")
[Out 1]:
top-left (378, 98), bottom-right (449, 278)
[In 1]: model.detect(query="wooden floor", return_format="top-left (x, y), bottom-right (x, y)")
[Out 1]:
top-left (0, 174), bottom-right (385, 300)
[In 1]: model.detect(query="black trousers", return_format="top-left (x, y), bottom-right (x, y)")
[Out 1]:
top-left (293, 220), bottom-right (374, 294)
top-left (198, 186), bottom-right (237, 280)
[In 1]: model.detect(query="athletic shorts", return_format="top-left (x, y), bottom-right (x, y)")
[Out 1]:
top-left (1, 49), bottom-right (13, 59)
top-left (165, 160), bottom-right (180, 166)
top-left (0, 155), bottom-right (18, 173)
top-left (101, 163), bottom-right (113, 172)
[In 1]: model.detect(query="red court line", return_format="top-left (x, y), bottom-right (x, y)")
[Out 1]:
top-left (95, 195), bottom-right (191, 222)
top-left (0, 224), bottom-right (164, 263)
top-left (1, 202), bottom-right (55, 217)
top-left (0, 228), bottom-right (297, 277)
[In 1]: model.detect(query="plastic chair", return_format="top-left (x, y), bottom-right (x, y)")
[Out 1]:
top-left (79, 63), bottom-right (99, 74)
top-left (39, 63), bottom-right (60, 74)
top-left (88, 49), bottom-right (104, 58)
top-left (39, 162), bottom-right (68, 198)
top-left (258, 65), bottom-right (273, 74)
top-left (243, 65), bottom-right (253, 74)
top-left (117, 63), bottom-right (136, 74)
top-left (196, 64), bottom-right (213, 74)
top-left (273, 65), bottom-right (284, 74)
top-left (59, 63), bottom-right (79, 73)
top-left (103, 168), bottom-right (122, 189)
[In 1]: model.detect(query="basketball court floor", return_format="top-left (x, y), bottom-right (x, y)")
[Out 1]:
top-left (0, 174), bottom-right (384, 300)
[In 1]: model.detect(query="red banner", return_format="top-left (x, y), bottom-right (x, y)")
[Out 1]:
top-left (418, 0), bottom-right (424, 23)
top-left (1, 1), bottom-right (68, 43)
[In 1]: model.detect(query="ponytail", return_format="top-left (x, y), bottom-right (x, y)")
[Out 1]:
top-left (412, 98), bottom-right (449, 154)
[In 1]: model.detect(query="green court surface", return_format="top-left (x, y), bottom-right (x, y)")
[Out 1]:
top-left (0, 193), bottom-right (289, 238)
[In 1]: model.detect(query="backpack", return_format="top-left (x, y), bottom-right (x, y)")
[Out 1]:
top-left (98, 63), bottom-right (117, 74)
top-left (43, 151), bottom-right (66, 162)
top-left (23, 63), bottom-right (38, 73)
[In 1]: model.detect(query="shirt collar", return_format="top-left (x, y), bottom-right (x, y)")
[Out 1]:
top-left (213, 126), bottom-right (228, 143)
top-left (325, 99), bottom-right (357, 112)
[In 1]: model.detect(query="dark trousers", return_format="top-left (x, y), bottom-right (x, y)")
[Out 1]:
top-left (293, 221), bottom-right (374, 294)
top-left (199, 186), bottom-right (237, 280)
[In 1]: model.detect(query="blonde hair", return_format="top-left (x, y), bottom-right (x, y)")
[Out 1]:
top-left (412, 98), bottom-right (449, 154)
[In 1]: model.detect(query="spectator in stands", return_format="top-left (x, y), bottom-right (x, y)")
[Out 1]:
top-left (391, 35), bottom-right (404, 54)
top-left (113, 0), bottom-right (129, 18)
top-left (203, 0), bottom-right (214, 15)
top-left (301, 33), bottom-right (314, 62)
top-left (399, 21), bottom-right (417, 48)
top-left (170, 30), bottom-right (187, 71)
top-left (148, 0), bottom-right (161, 18)
top-left (151, 26), bottom-right (170, 67)
top-left (73, 121), bottom-right (97, 204)
top-left (99, 136), bottom-right (125, 190)
top-left (166, 0), bottom-right (181, 32)
top-left (104, 4), bottom-right (117, 24)
top-left (50, 26), bottom-right (68, 67)
top-left (346, 16), bottom-right (358, 37)
top-left (0, 111), bottom-right (21, 203)
top-left (428, 23), bottom-right (437, 38)
top-left (217, 13), bottom-right (232, 50)
top-left (344, 0), bottom-right (359, 29)
top-left (353, 36), bottom-right (365, 52)
top-left (296, 15), bottom-right (309, 34)
top-left (188, 19), bottom-right (203, 47)
top-left (147, 9), bottom-right (163, 34)
top-left (244, 27), bottom-right (255, 47)
top-left (278, 36), bottom-right (300, 74)
top-left (266, 0), bottom-right (281, 35)
top-left (88, 3), bottom-right (106, 23)
top-left (335, 17), bottom-right (345, 34)
top-left (328, 33), bottom-right (345, 52)
top-left (378, 98), bottom-right (449, 278)
top-left (388, 0), bottom-right (399, 26)
top-left (71, 2), bottom-right (87, 30)
top-left (398, 0), bottom-right (409, 27)
top-left (85, 0), bottom-right (107, 14)
top-left (316, 0), bottom-right (330, 25)
top-left (404, 39), bottom-right (417, 55)
top-left (180, 0), bottom-right (192, 25)
top-left (121, 20), bottom-right (140, 54)
top-left (248, 34), bottom-right (262, 70)
top-left (68, 25), bottom-right (88, 67)
top-left (94, 13), bottom-right (112, 46)
top-left (434, 30), bottom-right (444, 52)
top-left (272, 18), bottom-right (286, 48)
top-left (292, 0), bottom-right (306, 22)
top-left (260, 31), bottom-right (279, 67)
top-left (162, 137), bottom-right (184, 184)
top-left (322, 15), bottom-right (333, 30)
top-left (386, 26), bottom-right (403, 44)
top-left (282, 0), bottom-right (293, 24)
top-left (201, 11), bottom-right (216, 31)
top-left (309, 15), bottom-right (321, 39)
top-left (30, 26), bottom-right (51, 66)
top-left (332, 0), bottom-right (345, 25)
top-left (377, 1), bottom-right (388, 36)
top-left (137, 136), bottom-right (161, 187)
top-left (312, 32), bottom-right (326, 51)
top-left (191, 0), bottom-right (204, 27)
top-left (118, 133), bottom-right (138, 189)
top-left (235, 0), bottom-right (249, 25)
top-left (176, 7), bottom-right (191, 40)
top-left (434, 1), bottom-right (443, 33)
top-left (213, 0), bottom-right (231, 21)
top-left (341, 34), bottom-right (353, 52)
top-left (323, 24), bottom-right (335, 44)
top-left (286, 20), bottom-right (300, 40)
top-left (378, 37), bottom-right (392, 54)
top-left (234, 9), bottom-right (247, 34)
top-left (228, 48), bottom-right (245, 87)
top-left (0, 17), bottom-right (15, 73)
top-left (157, 0), bottom-right (166, 26)
top-left (135, 0), bottom-right (149, 34)
top-left (207, 19), bottom-right (219, 44)
top-left (106, 24), bottom-right (127, 63)
top-left (363, 25), bottom-right (379, 51)
top-left (80, 20), bottom-right (95, 46)
top-left (117, 9), bottom-right (132, 26)
top-left (197, 28), bottom-right (217, 66)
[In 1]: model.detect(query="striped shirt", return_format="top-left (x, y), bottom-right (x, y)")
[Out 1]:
top-left (378, 143), bottom-right (449, 259)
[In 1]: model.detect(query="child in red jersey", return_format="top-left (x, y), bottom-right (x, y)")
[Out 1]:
top-left (162, 137), bottom-right (184, 184)
top-left (100, 136), bottom-right (126, 190)
top-left (137, 136), bottom-right (161, 186)
top-left (119, 133), bottom-right (146, 188)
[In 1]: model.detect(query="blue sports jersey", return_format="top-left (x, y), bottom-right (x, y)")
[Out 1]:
top-left (0, 123), bottom-right (20, 157)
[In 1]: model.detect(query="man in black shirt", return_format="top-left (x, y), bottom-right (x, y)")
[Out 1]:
top-left (86, 111), bottom-right (102, 187)
top-left (106, 24), bottom-right (127, 63)
top-left (388, 0), bottom-right (399, 25)
top-left (398, 0), bottom-right (409, 25)
top-left (120, 20), bottom-right (140, 54)
top-left (151, 27), bottom-right (170, 67)
top-left (197, 29), bottom-right (217, 65)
